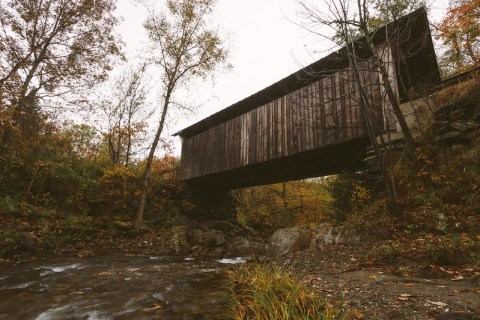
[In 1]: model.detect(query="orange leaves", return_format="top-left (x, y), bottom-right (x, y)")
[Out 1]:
top-left (437, 0), bottom-right (480, 73)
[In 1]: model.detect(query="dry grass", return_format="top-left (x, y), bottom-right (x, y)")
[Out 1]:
top-left (219, 264), bottom-right (350, 320)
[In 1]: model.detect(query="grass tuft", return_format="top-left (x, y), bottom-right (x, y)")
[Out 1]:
top-left (219, 264), bottom-right (350, 320)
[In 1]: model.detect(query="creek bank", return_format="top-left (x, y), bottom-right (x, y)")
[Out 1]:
top-left (162, 216), bottom-right (268, 258)
top-left (276, 242), bottom-right (480, 320)
top-left (0, 211), bottom-right (367, 263)
top-left (266, 223), bottom-right (480, 319)
top-left (0, 210), bottom-right (268, 262)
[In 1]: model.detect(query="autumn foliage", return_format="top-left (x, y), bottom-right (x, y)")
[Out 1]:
top-left (0, 110), bottom-right (186, 219)
top-left (437, 0), bottom-right (480, 75)
top-left (235, 179), bottom-right (333, 230)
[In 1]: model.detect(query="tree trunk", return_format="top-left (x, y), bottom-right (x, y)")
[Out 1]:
top-left (346, 38), bottom-right (398, 215)
top-left (134, 89), bottom-right (172, 227)
top-left (125, 117), bottom-right (132, 167)
top-left (360, 25), bottom-right (416, 156)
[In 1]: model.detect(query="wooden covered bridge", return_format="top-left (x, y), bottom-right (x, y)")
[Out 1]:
top-left (175, 8), bottom-right (441, 190)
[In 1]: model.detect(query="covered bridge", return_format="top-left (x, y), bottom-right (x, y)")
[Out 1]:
top-left (175, 8), bottom-right (441, 189)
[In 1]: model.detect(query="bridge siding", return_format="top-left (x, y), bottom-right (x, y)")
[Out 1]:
top-left (179, 59), bottom-right (394, 181)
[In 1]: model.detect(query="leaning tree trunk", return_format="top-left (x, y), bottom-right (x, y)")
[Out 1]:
top-left (359, 23), bottom-right (416, 157)
top-left (348, 48), bottom-right (398, 215)
top-left (135, 89), bottom-right (172, 227)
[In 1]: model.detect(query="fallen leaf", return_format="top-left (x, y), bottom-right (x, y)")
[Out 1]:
top-left (441, 267), bottom-right (455, 275)
top-left (426, 300), bottom-right (447, 307)
top-left (143, 304), bottom-right (163, 312)
top-left (451, 275), bottom-right (464, 281)
top-left (398, 293), bottom-right (415, 301)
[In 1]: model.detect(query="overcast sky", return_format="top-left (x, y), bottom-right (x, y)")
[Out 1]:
top-left (115, 0), bottom-right (450, 154)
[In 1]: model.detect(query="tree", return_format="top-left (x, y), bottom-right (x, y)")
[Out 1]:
top-left (134, 0), bottom-right (229, 226)
top-left (98, 64), bottom-right (150, 166)
top-left (297, 0), bottom-right (424, 215)
top-left (0, 0), bottom-right (122, 149)
top-left (372, 0), bottom-right (425, 24)
top-left (329, 0), bottom-right (425, 44)
top-left (437, 0), bottom-right (480, 76)
top-left (235, 180), bottom-right (331, 228)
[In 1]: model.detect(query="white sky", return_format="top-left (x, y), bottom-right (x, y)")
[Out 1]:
top-left (115, 0), bottom-right (450, 155)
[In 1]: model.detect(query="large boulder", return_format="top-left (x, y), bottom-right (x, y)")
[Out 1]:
top-left (268, 226), bottom-right (313, 257)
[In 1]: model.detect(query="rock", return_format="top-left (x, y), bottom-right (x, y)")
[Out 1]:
top-left (205, 247), bottom-right (225, 258)
top-left (450, 120), bottom-right (479, 132)
top-left (170, 225), bottom-right (190, 255)
top-left (226, 236), bottom-right (267, 256)
top-left (268, 226), bottom-right (312, 257)
top-left (310, 223), bottom-right (346, 245)
top-left (190, 245), bottom-right (202, 257)
top-left (339, 226), bottom-right (362, 244)
top-left (188, 229), bottom-right (216, 247)
top-left (214, 232), bottom-right (226, 246)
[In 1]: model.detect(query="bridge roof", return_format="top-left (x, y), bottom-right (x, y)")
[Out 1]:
top-left (175, 7), bottom-right (434, 139)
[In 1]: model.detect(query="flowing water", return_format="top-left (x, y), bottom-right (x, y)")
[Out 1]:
top-left (0, 254), bottom-right (246, 320)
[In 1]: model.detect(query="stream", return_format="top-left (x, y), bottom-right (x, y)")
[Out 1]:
top-left (0, 254), bottom-right (245, 319)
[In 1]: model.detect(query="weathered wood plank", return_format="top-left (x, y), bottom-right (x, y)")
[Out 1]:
top-left (179, 56), bottom-right (397, 181)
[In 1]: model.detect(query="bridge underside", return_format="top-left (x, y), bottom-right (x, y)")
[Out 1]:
top-left (184, 137), bottom-right (370, 190)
